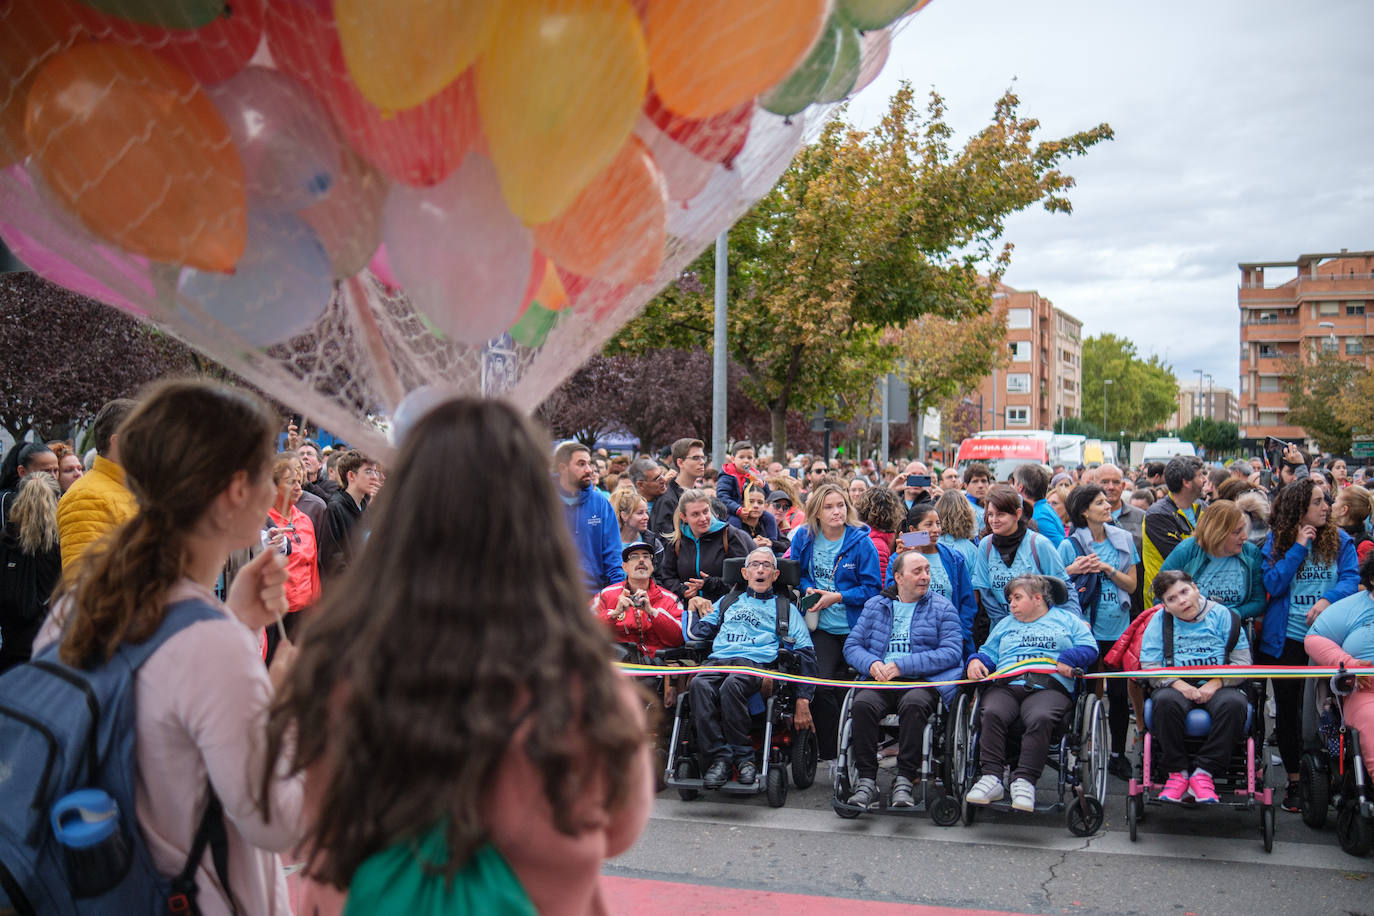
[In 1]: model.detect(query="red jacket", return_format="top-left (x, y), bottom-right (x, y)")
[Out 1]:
top-left (1103, 604), bottom-right (1161, 672)
top-left (868, 529), bottom-right (895, 583)
top-left (593, 580), bottom-right (684, 656)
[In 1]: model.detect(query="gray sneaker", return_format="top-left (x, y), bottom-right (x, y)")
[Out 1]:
top-left (847, 777), bottom-right (879, 809)
top-left (890, 776), bottom-right (916, 809)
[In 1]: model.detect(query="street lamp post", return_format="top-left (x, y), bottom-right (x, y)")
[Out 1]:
top-left (1102, 378), bottom-right (1113, 433)
top-left (1193, 368), bottom-right (1205, 423)
top-left (1204, 372), bottom-right (1214, 420)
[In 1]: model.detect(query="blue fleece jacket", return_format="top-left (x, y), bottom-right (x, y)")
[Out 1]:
top-left (883, 544), bottom-right (978, 656)
top-left (788, 523), bottom-right (882, 632)
top-left (1258, 528), bottom-right (1359, 657)
top-left (560, 483), bottom-right (624, 592)
top-left (844, 590), bottom-right (964, 704)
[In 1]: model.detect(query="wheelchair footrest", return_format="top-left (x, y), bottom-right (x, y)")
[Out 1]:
top-left (719, 781), bottom-right (765, 795)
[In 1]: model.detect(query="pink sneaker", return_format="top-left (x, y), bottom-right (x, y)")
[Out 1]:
top-left (1188, 770), bottom-right (1219, 805)
top-left (1159, 772), bottom-right (1190, 803)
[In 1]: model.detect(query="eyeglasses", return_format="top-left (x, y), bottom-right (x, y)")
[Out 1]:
top-left (744, 561), bottom-right (777, 570)
top-left (811, 467), bottom-right (829, 474)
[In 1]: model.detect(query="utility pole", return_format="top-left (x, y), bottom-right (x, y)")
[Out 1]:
top-left (711, 231), bottom-right (728, 468)
top-left (880, 374), bottom-right (890, 467)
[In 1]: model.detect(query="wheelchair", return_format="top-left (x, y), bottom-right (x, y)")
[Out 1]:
top-left (951, 673), bottom-right (1110, 836)
top-left (831, 680), bottom-right (962, 824)
top-left (1125, 678), bottom-right (1274, 852)
top-left (1298, 666), bottom-right (1374, 857)
top-left (658, 558), bottom-right (820, 808)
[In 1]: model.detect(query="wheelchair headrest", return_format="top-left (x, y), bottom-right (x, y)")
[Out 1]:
top-left (1001, 574), bottom-right (1069, 609)
top-left (722, 556), bottom-right (801, 590)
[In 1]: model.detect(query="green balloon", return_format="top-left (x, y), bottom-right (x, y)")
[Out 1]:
top-left (815, 24), bottom-right (862, 104)
top-left (510, 303), bottom-right (558, 348)
top-left (759, 20), bottom-right (841, 117)
top-left (838, 0), bottom-right (917, 30)
top-left (77, 0), bottom-right (226, 29)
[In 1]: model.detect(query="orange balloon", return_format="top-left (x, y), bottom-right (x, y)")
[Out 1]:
top-left (643, 0), bottom-right (830, 119)
top-left (533, 258), bottom-right (569, 311)
top-left (25, 42), bottom-right (245, 271)
top-left (533, 137), bottom-right (666, 286)
top-left (0, 2), bottom-right (85, 167)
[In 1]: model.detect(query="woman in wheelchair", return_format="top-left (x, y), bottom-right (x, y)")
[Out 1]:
top-left (841, 551), bottom-right (964, 809)
top-left (1304, 553), bottom-right (1374, 782)
top-left (1139, 569), bottom-right (1252, 804)
top-left (964, 575), bottom-right (1097, 811)
top-left (687, 547), bottom-right (817, 788)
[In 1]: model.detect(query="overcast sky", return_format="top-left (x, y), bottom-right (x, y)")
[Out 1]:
top-left (845, 0), bottom-right (1374, 395)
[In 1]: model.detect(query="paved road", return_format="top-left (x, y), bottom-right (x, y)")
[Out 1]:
top-left (607, 765), bottom-right (1374, 916)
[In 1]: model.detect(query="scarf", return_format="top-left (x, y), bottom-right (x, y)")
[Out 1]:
top-left (990, 525), bottom-right (1027, 568)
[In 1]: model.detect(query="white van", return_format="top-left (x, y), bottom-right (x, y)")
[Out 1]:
top-left (1140, 437), bottom-right (1197, 463)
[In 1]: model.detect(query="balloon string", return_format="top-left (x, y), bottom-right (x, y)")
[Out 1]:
top-left (615, 657), bottom-right (1374, 690)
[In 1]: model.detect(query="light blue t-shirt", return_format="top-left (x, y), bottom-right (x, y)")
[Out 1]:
top-left (1287, 557), bottom-right (1337, 641)
top-left (812, 533), bottom-right (845, 633)
top-left (927, 554), bottom-right (952, 603)
top-left (1309, 591), bottom-right (1374, 661)
top-left (939, 533), bottom-right (977, 569)
top-left (697, 592), bottom-right (814, 664)
top-left (978, 606), bottom-right (1094, 692)
top-left (1140, 601), bottom-right (1249, 669)
top-left (884, 600), bottom-right (918, 665)
top-left (1057, 535), bottom-right (1137, 642)
top-left (971, 533), bottom-right (1078, 625)
top-left (1193, 554), bottom-right (1248, 612)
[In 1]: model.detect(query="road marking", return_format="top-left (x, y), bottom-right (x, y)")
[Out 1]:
top-left (604, 875), bottom-right (1037, 915)
top-left (647, 798), bottom-right (1374, 873)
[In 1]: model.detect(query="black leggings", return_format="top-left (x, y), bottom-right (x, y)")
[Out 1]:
top-left (1257, 638), bottom-right (1308, 775)
top-left (978, 684), bottom-right (1072, 783)
top-left (811, 630), bottom-right (849, 758)
top-left (1096, 640), bottom-right (1130, 755)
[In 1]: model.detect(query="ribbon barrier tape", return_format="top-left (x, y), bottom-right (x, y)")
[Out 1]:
top-left (616, 657), bottom-right (1374, 691)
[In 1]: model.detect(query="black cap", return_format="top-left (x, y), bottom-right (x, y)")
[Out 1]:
top-left (621, 541), bottom-right (654, 561)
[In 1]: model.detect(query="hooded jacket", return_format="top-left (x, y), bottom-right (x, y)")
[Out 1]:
top-left (650, 479), bottom-right (684, 538)
top-left (728, 510), bottom-right (788, 555)
top-left (844, 590), bottom-right (964, 704)
top-left (658, 517), bottom-right (753, 602)
top-left (1258, 528), bottom-right (1359, 657)
top-left (716, 461), bottom-right (767, 517)
top-left (1158, 536), bottom-right (1265, 620)
top-left (788, 522), bottom-right (883, 631)
top-left (56, 455), bottom-right (137, 575)
top-left (560, 483), bottom-right (624, 593)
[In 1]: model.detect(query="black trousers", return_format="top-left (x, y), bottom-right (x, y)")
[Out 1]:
top-left (1150, 685), bottom-right (1248, 774)
top-left (1257, 638), bottom-right (1308, 774)
top-left (811, 630), bottom-right (848, 758)
top-left (690, 661), bottom-right (763, 762)
top-left (1096, 640), bottom-right (1130, 755)
top-left (850, 686), bottom-right (940, 780)
top-left (978, 684), bottom-right (1072, 783)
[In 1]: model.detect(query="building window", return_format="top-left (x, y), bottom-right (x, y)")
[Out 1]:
top-left (1318, 301), bottom-right (1340, 316)
top-left (1008, 340), bottom-right (1030, 361)
top-left (1005, 407), bottom-right (1029, 425)
top-left (1007, 308), bottom-right (1032, 329)
top-left (1258, 376), bottom-right (1280, 393)
top-left (1062, 378), bottom-right (1076, 392)
top-left (1258, 343), bottom-right (1279, 358)
top-left (1348, 302), bottom-right (1366, 316)
top-left (1348, 337), bottom-right (1365, 355)
top-left (1321, 337), bottom-right (1339, 355)
top-left (1006, 373), bottom-right (1031, 393)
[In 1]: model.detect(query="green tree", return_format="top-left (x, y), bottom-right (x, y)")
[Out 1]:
top-left (609, 84), bottom-right (1112, 457)
top-left (1281, 354), bottom-right (1366, 454)
top-left (1081, 333), bottom-right (1178, 435)
top-left (1178, 416), bottom-right (1241, 455)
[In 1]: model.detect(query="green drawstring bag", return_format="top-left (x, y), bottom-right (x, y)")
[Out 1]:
top-left (343, 822), bottom-right (536, 916)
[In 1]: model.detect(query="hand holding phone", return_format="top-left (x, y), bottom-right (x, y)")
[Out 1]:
top-left (900, 531), bottom-right (931, 548)
top-left (906, 474), bottom-right (932, 489)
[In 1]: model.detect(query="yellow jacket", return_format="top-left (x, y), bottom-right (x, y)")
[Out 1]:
top-left (57, 456), bottom-right (138, 575)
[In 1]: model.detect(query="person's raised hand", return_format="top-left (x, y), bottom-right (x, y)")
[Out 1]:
top-left (1297, 524), bottom-right (1317, 547)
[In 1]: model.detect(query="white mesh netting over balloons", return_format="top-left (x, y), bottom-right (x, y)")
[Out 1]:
top-left (0, 0), bottom-right (928, 456)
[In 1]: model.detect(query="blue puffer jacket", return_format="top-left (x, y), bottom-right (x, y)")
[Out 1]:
top-left (789, 523), bottom-right (883, 631)
top-left (884, 544), bottom-right (978, 655)
top-left (844, 590), bottom-right (964, 704)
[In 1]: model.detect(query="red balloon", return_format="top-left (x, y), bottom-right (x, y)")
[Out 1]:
top-left (63, 0), bottom-right (264, 85)
top-left (264, 1), bottom-right (482, 187)
top-left (644, 88), bottom-right (751, 168)
top-left (555, 267), bottom-right (629, 322)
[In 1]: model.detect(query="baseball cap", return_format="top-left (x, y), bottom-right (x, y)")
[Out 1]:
top-left (621, 541), bottom-right (654, 561)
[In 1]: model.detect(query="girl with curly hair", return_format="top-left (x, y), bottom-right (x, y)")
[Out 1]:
top-left (1260, 478), bottom-right (1360, 811)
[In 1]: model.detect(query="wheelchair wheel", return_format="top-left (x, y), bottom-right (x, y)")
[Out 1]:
top-left (1298, 754), bottom-right (1329, 829)
top-left (1067, 794), bottom-right (1105, 837)
top-left (1127, 793), bottom-right (1143, 841)
top-left (790, 728), bottom-right (819, 789)
top-left (767, 767), bottom-right (788, 808)
top-left (961, 794), bottom-right (978, 826)
top-left (930, 794), bottom-right (962, 827)
top-left (676, 759), bottom-right (699, 801)
top-left (1337, 801), bottom-right (1373, 857)
top-left (945, 691), bottom-right (973, 791)
top-left (1261, 803), bottom-right (1276, 854)
top-left (1078, 695), bottom-right (1109, 803)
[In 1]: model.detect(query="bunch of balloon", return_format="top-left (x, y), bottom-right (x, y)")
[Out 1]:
top-left (0, 0), bottom-right (931, 454)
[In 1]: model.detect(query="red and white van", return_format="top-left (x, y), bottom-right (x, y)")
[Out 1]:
top-left (954, 437), bottom-right (1049, 483)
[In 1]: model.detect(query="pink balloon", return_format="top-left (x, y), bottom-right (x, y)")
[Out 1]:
top-left (368, 244), bottom-right (399, 291)
top-left (0, 165), bottom-right (151, 316)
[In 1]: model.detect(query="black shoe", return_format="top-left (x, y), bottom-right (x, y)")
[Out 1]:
top-left (1108, 756), bottom-right (1133, 781)
top-left (736, 759), bottom-right (758, 786)
top-left (1283, 781), bottom-right (1301, 813)
top-left (703, 758), bottom-right (731, 789)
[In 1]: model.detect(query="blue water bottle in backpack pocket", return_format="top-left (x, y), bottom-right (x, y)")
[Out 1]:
top-left (50, 789), bottom-right (131, 897)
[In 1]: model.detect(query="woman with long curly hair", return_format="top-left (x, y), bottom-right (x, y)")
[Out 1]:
top-left (263, 399), bottom-right (651, 914)
top-left (1260, 478), bottom-right (1360, 811)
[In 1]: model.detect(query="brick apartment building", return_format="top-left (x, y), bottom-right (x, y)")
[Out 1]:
top-left (1170, 380), bottom-right (1241, 429)
top-left (971, 282), bottom-right (1083, 432)
top-left (1237, 249), bottom-right (1374, 448)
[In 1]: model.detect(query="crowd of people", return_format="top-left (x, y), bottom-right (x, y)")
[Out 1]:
top-left (4, 397), bottom-right (1374, 911)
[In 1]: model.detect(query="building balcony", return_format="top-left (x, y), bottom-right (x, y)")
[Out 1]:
top-left (1240, 321), bottom-right (1303, 342)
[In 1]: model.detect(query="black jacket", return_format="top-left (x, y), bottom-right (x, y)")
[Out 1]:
top-left (650, 479), bottom-right (684, 538)
top-left (657, 523), bottom-right (754, 602)
top-left (323, 489), bottom-right (365, 577)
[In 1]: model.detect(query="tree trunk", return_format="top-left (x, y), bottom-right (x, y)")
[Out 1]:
top-left (770, 404), bottom-right (788, 462)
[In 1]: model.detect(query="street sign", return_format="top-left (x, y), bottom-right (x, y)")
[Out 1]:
top-left (1354, 441), bottom-right (1374, 459)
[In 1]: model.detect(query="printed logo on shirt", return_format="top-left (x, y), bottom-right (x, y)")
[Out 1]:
top-left (587, 516), bottom-right (602, 527)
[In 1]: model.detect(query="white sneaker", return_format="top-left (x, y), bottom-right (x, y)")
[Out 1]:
top-left (1009, 778), bottom-right (1036, 812)
top-left (965, 774), bottom-right (1004, 805)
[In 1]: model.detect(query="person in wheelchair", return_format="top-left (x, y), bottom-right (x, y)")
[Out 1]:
top-left (687, 546), bottom-right (817, 788)
top-left (1139, 569), bottom-right (1251, 805)
top-left (964, 575), bottom-right (1097, 811)
top-left (841, 551), bottom-right (963, 809)
top-left (1305, 554), bottom-right (1374, 785)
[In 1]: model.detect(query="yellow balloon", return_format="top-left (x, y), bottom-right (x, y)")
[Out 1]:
top-left (336, 0), bottom-right (503, 111)
top-left (477, 0), bottom-right (647, 225)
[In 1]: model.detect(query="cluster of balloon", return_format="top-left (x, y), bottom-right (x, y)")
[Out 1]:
top-left (0, 0), bottom-right (931, 451)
